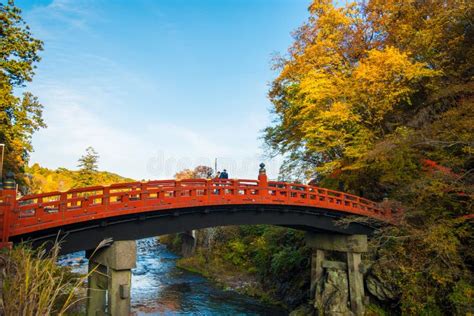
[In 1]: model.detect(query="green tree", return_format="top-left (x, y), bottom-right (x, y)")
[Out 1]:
top-left (0, 0), bottom-right (45, 184)
top-left (78, 147), bottom-right (99, 172)
top-left (77, 147), bottom-right (99, 186)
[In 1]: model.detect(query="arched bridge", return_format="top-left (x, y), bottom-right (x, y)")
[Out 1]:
top-left (0, 169), bottom-right (393, 254)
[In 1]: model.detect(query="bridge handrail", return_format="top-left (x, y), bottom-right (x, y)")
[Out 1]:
top-left (14, 179), bottom-right (385, 209)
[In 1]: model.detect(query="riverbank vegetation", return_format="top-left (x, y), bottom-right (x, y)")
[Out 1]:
top-left (162, 226), bottom-right (310, 309)
top-left (0, 243), bottom-right (85, 315)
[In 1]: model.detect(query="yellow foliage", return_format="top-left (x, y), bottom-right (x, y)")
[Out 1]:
top-left (25, 163), bottom-right (133, 194)
top-left (266, 0), bottom-right (472, 177)
top-left (352, 47), bottom-right (437, 124)
top-left (288, 45), bottom-right (436, 174)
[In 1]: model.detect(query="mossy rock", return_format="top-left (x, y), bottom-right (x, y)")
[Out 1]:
top-left (289, 304), bottom-right (314, 316)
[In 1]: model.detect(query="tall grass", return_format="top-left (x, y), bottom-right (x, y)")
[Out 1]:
top-left (0, 242), bottom-right (88, 315)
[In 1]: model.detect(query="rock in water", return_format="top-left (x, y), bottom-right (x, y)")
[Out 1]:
top-left (289, 304), bottom-right (314, 316)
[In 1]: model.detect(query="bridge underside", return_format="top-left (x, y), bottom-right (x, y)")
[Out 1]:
top-left (11, 204), bottom-right (375, 254)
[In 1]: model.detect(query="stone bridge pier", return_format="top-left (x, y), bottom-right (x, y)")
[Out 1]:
top-left (180, 230), bottom-right (197, 257)
top-left (86, 240), bottom-right (137, 316)
top-left (306, 233), bottom-right (368, 316)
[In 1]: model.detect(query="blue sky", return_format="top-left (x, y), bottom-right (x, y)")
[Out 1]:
top-left (17, 0), bottom-right (310, 180)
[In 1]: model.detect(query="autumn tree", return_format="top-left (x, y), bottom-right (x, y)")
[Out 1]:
top-left (24, 163), bottom-right (133, 194)
top-left (174, 168), bottom-right (195, 180)
top-left (0, 1), bottom-right (45, 184)
top-left (193, 165), bottom-right (214, 178)
top-left (174, 165), bottom-right (214, 180)
top-left (265, 0), bottom-right (473, 313)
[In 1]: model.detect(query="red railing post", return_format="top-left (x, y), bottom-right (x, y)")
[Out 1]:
top-left (59, 192), bottom-right (67, 222)
top-left (258, 163), bottom-right (268, 197)
top-left (0, 188), bottom-right (16, 248)
top-left (233, 179), bottom-right (238, 196)
top-left (174, 181), bottom-right (180, 198)
top-left (103, 187), bottom-right (110, 211)
top-left (206, 179), bottom-right (211, 200)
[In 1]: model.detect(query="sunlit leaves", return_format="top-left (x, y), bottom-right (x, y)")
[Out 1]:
top-left (265, 0), bottom-right (472, 180)
top-left (174, 165), bottom-right (214, 180)
top-left (25, 163), bottom-right (133, 194)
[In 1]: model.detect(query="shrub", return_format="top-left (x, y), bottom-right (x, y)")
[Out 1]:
top-left (0, 243), bottom-right (86, 315)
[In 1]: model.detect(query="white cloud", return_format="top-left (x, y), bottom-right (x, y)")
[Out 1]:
top-left (29, 83), bottom-right (282, 180)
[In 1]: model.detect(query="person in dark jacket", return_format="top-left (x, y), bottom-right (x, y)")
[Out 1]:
top-left (219, 169), bottom-right (229, 179)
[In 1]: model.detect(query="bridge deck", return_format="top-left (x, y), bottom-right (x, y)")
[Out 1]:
top-left (0, 176), bottom-right (392, 246)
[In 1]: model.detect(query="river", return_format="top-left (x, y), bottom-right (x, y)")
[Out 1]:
top-left (59, 238), bottom-right (287, 315)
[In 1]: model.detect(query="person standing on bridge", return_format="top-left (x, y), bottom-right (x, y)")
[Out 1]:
top-left (219, 169), bottom-right (228, 179)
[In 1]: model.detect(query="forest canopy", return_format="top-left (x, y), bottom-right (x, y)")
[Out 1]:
top-left (266, 0), bottom-right (472, 188)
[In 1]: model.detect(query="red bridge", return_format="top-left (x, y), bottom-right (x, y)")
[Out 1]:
top-left (0, 169), bottom-right (393, 253)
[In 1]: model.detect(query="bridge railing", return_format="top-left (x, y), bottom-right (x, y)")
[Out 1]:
top-left (4, 178), bottom-right (391, 239)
